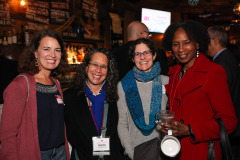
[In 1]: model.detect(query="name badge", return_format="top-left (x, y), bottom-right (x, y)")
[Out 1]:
top-left (92, 137), bottom-right (110, 153)
top-left (55, 95), bottom-right (64, 104)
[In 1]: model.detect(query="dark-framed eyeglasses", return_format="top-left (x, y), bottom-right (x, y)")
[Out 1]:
top-left (134, 50), bottom-right (152, 58)
top-left (89, 63), bottom-right (108, 70)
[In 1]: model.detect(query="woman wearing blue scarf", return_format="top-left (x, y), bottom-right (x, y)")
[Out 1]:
top-left (117, 38), bottom-right (169, 159)
top-left (64, 48), bottom-right (124, 160)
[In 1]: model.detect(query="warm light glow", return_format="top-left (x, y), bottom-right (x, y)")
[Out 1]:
top-left (233, 3), bottom-right (240, 16)
top-left (20, 0), bottom-right (26, 6)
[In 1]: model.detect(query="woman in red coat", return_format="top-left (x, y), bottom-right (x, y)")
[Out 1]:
top-left (160, 20), bottom-right (237, 160)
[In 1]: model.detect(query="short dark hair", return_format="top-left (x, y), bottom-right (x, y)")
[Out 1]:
top-left (162, 20), bottom-right (210, 55)
top-left (72, 48), bottom-right (119, 103)
top-left (129, 38), bottom-right (157, 60)
top-left (208, 26), bottom-right (227, 47)
top-left (19, 29), bottom-right (68, 77)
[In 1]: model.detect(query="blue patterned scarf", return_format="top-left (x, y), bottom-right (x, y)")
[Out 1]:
top-left (121, 62), bottom-right (162, 135)
top-left (85, 83), bottom-right (106, 135)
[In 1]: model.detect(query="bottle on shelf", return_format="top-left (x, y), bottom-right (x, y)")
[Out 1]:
top-left (72, 55), bottom-right (76, 64)
top-left (3, 30), bottom-right (8, 46)
top-left (7, 30), bottom-right (13, 45)
top-left (0, 30), bottom-right (3, 45)
top-left (24, 26), bottom-right (30, 46)
top-left (20, 25), bottom-right (25, 45)
top-left (17, 29), bottom-right (21, 45)
top-left (12, 28), bottom-right (17, 44)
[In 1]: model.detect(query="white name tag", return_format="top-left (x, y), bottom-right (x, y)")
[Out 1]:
top-left (92, 137), bottom-right (110, 152)
top-left (55, 95), bottom-right (64, 104)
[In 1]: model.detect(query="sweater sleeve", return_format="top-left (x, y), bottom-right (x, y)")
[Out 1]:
top-left (0, 76), bottom-right (28, 160)
top-left (117, 82), bottom-right (134, 159)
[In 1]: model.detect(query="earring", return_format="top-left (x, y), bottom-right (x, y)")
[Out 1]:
top-left (196, 50), bottom-right (199, 57)
top-left (35, 58), bottom-right (39, 66)
top-left (172, 55), bottom-right (175, 60)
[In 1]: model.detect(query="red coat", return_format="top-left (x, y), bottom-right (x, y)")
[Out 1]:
top-left (0, 73), bottom-right (70, 160)
top-left (166, 53), bottom-right (237, 160)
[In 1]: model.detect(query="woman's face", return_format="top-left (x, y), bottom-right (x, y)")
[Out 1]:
top-left (171, 28), bottom-right (199, 70)
top-left (132, 43), bottom-right (156, 72)
top-left (34, 36), bottom-right (62, 73)
top-left (86, 52), bottom-right (108, 88)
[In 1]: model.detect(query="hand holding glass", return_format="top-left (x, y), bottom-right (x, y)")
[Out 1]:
top-left (155, 110), bottom-right (175, 129)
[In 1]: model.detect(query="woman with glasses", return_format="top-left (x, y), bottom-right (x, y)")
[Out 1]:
top-left (117, 38), bottom-right (169, 159)
top-left (64, 48), bottom-right (124, 160)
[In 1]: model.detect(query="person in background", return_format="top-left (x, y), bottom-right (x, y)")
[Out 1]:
top-left (161, 20), bottom-right (237, 160)
top-left (0, 55), bottom-right (18, 125)
top-left (112, 21), bottom-right (169, 80)
top-left (117, 38), bottom-right (169, 159)
top-left (227, 43), bottom-right (240, 67)
top-left (64, 48), bottom-right (124, 160)
top-left (0, 29), bottom-right (70, 160)
top-left (208, 26), bottom-right (240, 160)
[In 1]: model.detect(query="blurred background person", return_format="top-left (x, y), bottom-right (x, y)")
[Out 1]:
top-left (0, 55), bottom-right (18, 126)
top-left (112, 21), bottom-right (169, 81)
top-left (64, 48), bottom-right (124, 160)
top-left (208, 26), bottom-right (240, 160)
top-left (227, 43), bottom-right (240, 67)
top-left (117, 38), bottom-right (169, 159)
top-left (161, 20), bottom-right (237, 160)
top-left (0, 29), bottom-right (70, 159)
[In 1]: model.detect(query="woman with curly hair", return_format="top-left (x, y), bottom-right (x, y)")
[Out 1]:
top-left (0, 29), bottom-right (70, 160)
top-left (64, 48), bottom-right (124, 160)
top-left (117, 38), bottom-right (169, 159)
top-left (160, 20), bottom-right (237, 159)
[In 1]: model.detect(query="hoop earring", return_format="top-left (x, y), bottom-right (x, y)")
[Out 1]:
top-left (196, 50), bottom-right (199, 57)
top-left (35, 58), bottom-right (39, 66)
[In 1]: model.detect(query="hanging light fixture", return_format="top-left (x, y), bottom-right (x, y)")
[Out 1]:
top-left (188, 0), bottom-right (200, 6)
top-left (20, 0), bottom-right (26, 6)
top-left (233, 2), bottom-right (240, 16)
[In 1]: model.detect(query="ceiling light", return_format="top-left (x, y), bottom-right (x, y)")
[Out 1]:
top-left (233, 3), bottom-right (240, 16)
top-left (188, 0), bottom-right (200, 6)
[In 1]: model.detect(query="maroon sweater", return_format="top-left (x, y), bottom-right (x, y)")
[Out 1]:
top-left (0, 73), bottom-right (70, 160)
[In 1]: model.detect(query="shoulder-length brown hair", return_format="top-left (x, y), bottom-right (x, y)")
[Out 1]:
top-left (72, 48), bottom-right (119, 103)
top-left (18, 29), bottom-right (68, 77)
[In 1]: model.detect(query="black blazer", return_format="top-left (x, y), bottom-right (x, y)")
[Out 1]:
top-left (214, 49), bottom-right (240, 136)
top-left (64, 88), bottom-right (124, 160)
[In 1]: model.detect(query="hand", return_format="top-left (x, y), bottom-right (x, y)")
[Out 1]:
top-left (160, 120), bottom-right (190, 137)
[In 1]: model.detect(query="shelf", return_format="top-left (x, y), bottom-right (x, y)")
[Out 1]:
top-left (63, 38), bottom-right (104, 44)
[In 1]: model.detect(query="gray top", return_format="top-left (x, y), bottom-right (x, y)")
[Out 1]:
top-left (117, 75), bottom-right (169, 159)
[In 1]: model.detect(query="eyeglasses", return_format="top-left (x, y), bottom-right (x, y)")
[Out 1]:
top-left (89, 63), bottom-right (108, 70)
top-left (134, 50), bottom-right (152, 58)
top-left (141, 31), bottom-right (152, 37)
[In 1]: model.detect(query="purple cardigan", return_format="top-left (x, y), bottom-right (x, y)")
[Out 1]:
top-left (0, 73), bottom-right (70, 160)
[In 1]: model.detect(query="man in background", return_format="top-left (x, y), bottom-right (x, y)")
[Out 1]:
top-left (208, 26), bottom-right (240, 160)
top-left (112, 21), bottom-right (169, 80)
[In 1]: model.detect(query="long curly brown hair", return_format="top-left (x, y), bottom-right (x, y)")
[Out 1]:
top-left (72, 48), bottom-right (119, 103)
top-left (18, 29), bottom-right (68, 77)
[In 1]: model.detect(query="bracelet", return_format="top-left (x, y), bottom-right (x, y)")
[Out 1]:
top-left (188, 124), bottom-right (196, 141)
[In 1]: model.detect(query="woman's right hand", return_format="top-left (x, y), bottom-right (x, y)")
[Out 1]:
top-left (160, 121), bottom-right (190, 137)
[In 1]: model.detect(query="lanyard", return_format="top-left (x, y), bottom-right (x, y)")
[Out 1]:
top-left (87, 98), bottom-right (109, 137)
top-left (74, 100), bottom-right (109, 160)
top-left (169, 67), bottom-right (182, 111)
